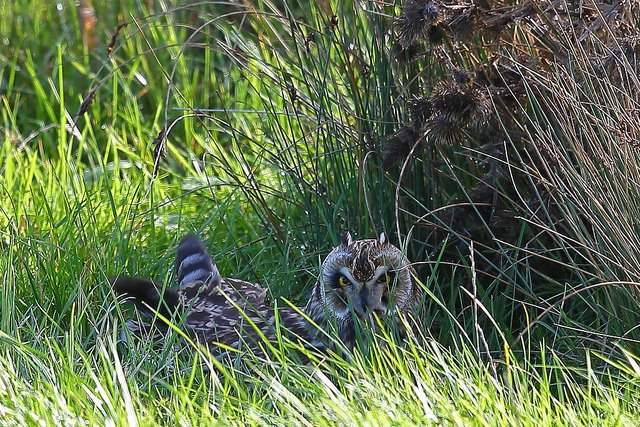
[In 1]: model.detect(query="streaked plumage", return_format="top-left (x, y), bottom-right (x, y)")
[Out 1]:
top-left (113, 233), bottom-right (421, 359)
top-left (113, 235), bottom-right (314, 359)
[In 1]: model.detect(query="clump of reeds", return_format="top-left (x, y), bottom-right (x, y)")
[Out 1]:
top-left (383, 0), bottom-right (640, 354)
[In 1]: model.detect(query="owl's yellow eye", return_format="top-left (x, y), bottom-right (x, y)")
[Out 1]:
top-left (338, 275), bottom-right (350, 287)
top-left (379, 273), bottom-right (394, 285)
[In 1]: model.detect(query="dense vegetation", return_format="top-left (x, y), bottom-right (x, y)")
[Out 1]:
top-left (1, 0), bottom-right (639, 424)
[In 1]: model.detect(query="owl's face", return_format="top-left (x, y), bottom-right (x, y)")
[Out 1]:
top-left (305, 233), bottom-right (419, 346)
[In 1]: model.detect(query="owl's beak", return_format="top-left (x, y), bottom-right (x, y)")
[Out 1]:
top-left (358, 287), bottom-right (369, 314)
top-left (352, 287), bottom-right (388, 318)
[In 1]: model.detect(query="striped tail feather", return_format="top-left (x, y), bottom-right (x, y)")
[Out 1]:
top-left (176, 234), bottom-right (221, 288)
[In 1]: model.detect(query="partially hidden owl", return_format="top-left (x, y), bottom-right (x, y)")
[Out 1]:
top-left (304, 232), bottom-right (421, 348)
top-left (113, 232), bottom-right (420, 359)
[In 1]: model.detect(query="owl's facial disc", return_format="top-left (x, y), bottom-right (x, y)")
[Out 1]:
top-left (333, 266), bottom-right (393, 318)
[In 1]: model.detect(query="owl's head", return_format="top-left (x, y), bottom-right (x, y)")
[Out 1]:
top-left (313, 232), bottom-right (417, 324)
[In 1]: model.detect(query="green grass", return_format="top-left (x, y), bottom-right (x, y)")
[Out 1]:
top-left (1, 0), bottom-right (640, 424)
top-left (2, 328), bottom-right (639, 425)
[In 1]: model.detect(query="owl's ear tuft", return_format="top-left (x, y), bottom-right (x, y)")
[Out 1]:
top-left (378, 232), bottom-right (387, 245)
top-left (341, 231), bottom-right (353, 247)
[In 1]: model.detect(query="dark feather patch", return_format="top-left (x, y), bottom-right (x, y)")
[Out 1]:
top-left (112, 276), bottom-right (180, 318)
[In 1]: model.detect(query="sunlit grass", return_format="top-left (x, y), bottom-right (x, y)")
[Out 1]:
top-left (1, 313), bottom-right (639, 425)
top-left (2, 0), bottom-right (640, 424)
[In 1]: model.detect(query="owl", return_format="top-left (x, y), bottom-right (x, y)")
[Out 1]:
top-left (304, 232), bottom-right (421, 348)
top-left (113, 235), bottom-right (316, 359)
top-left (113, 232), bottom-right (420, 359)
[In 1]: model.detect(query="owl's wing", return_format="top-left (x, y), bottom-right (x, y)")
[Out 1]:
top-left (115, 234), bottom-right (314, 358)
top-left (112, 276), bottom-right (180, 318)
top-left (176, 234), bottom-right (268, 302)
top-left (181, 278), bottom-right (266, 329)
top-left (181, 283), bottom-right (314, 357)
top-left (112, 234), bottom-right (223, 319)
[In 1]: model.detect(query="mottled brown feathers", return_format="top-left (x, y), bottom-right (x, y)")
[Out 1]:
top-left (114, 233), bottom-right (420, 359)
top-left (113, 236), bottom-right (315, 359)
